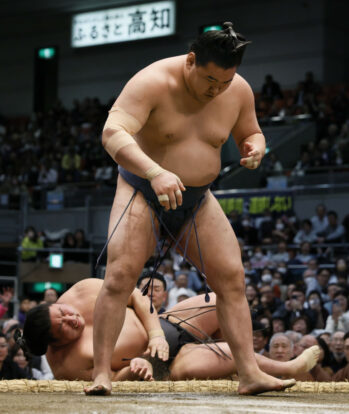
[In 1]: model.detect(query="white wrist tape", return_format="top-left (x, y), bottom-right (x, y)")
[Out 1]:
top-left (103, 107), bottom-right (142, 159)
top-left (145, 165), bottom-right (166, 181)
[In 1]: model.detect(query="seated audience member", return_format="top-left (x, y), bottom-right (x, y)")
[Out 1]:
top-left (0, 287), bottom-right (14, 319)
top-left (331, 332), bottom-right (349, 380)
top-left (176, 288), bottom-right (192, 304)
top-left (240, 214), bottom-right (258, 245)
top-left (270, 241), bottom-right (289, 263)
top-left (260, 284), bottom-right (282, 317)
top-left (261, 74), bottom-right (283, 102)
top-left (306, 290), bottom-right (328, 330)
top-left (175, 263), bottom-right (203, 292)
top-left (332, 258), bottom-right (349, 285)
top-left (305, 268), bottom-right (332, 299)
top-left (295, 242), bottom-right (314, 264)
top-left (94, 159), bottom-right (113, 184)
top-left (284, 331), bottom-right (302, 358)
top-left (37, 160), bottom-right (58, 187)
top-left (0, 333), bottom-right (26, 380)
top-left (324, 291), bottom-right (349, 333)
top-left (293, 219), bottom-right (317, 244)
top-left (311, 204), bottom-right (328, 236)
top-left (253, 322), bottom-right (270, 357)
top-left (167, 273), bottom-right (196, 309)
top-left (21, 226), bottom-right (44, 261)
top-left (274, 287), bottom-right (317, 330)
top-left (329, 331), bottom-right (347, 373)
top-left (243, 260), bottom-right (259, 285)
top-left (324, 283), bottom-right (342, 314)
top-left (137, 272), bottom-right (167, 314)
top-left (250, 246), bottom-right (270, 269)
top-left (269, 333), bottom-right (294, 362)
top-left (11, 342), bottom-right (53, 380)
top-left (271, 317), bottom-right (286, 334)
top-left (74, 229), bottom-right (90, 263)
top-left (18, 297), bottom-right (32, 325)
top-left (257, 209), bottom-right (274, 244)
top-left (317, 211), bottom-right (345, 243)
top-left (62, 232), bottom-right (77, 262)
top-left (291, 316), bottom-right (311, 336)
top-left (43, 288), bottom-right (59, 305)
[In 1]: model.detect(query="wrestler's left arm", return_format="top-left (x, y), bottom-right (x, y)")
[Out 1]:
top-left (231, 79), bottom-right (266, 170)
top-left (127, 288), bottom-right (169, 361)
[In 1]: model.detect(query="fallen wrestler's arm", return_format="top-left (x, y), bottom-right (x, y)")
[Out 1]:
top-left (127, 288), bottom-right (169, 361)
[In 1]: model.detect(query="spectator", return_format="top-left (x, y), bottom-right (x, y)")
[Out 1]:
top-left (62, 232), bottom-right (77, 262)
top-left (329, 331), bottom-right (347, 373)
top-left (0, 287), bottom-right (14, 319)
top-left (270, 241), bottom-right (289, 263)
top-left (21, 226), bottom-right (44, 261)
top-left (296, 242), bottom-right (314, 264)
top-left (291, 315), bottom-right (311, 335)
top-left (268, 333), bottom-right (293, 362)
top-left (284, 331), bottom-right (302, 358)
top-left (317, 211), bottom-right (345, 243)
top-left (252, 321), bottom-right (270, 356)
top-left (293, 219), bottom-right (317, 244)
top-left (261, 74), bottom-right (283, 102)
top-left (167, 273), bottom-right (196, 309)
top-left (0, 333), bottom-right (26, 380)
top-left (306, 290), bottom-right (328, 330)
top-left (324, 291), bottom-right (349, 333)
top-left (330, 332), bottom-right (349, 380)
top-left (18, 297), bottom-right (31, 326)
top-left (250, 246), bottom-right (269, 269)
top-left (311, 204), bottom-right (329, 236)
top-left (74, 229), bottom-right (90, 263)
top-left (95, 159), bottom-right (113, 185)
top-left (61, 144), bottom-right (81, 182)
top-left (137, 272), bottom-right (167, 314)
top-left (43, 288), bottom-right (58, 305)
top-left (305, 268), bottom-right (332, 299)
top-left (271, 317), bottom-right (286, 334)
top-left (240, 214), bottom-right (258, 245)
top-left (37, 160), bottom-right (58, 187)
top-left (332, 258), bottom-right (348, 286)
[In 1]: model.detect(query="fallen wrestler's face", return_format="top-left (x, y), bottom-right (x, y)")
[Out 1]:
top-left (49, 303), bottom-right (85, 346)
top-left (186, 53), bottom-right (237, 102)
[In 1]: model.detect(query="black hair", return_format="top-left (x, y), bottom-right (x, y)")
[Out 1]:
top-left (189, 22), bottom-right (251, 69)
top-left (316, 336), bottom-right (332, 367)
top-left (344, 331), bottom-right (349, 341)
top-left (22, 303), bottom-right (56, 356)
top-left (137, 271), bottom-right (167, 291)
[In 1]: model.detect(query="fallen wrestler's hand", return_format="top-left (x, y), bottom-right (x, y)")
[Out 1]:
top-left (144, 329), bottom-right (169, 361)
top-left (240, 141), bottom-right (263, 170)
top-left (146, 165), bottom-right (186, 211)
top-left (130, 357), bottom-right (154, 381)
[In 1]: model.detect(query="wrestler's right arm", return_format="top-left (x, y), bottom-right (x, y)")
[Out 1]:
top-left (103, 69), bottom-right (185, 210)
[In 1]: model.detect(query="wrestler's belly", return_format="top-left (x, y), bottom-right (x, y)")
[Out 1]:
top-left (140, 139), bottom-right (222, 186)
top-left (111, 310), bottom-right (148, 370)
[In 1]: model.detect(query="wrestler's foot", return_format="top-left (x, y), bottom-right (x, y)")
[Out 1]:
top-left (238, 371), bottom-right (296, 395)
top-left (288, 345), bottom-right (321, 377)
top-left (84, 374), bottom-right (112, 396)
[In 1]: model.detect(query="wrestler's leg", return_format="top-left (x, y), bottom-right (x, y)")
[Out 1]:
top-left (162, 292), bottom-right (221, 340)
top-left (181, 192), bottom-right (295, 395)
top-left (85, 175), bottom-right (156, 395)
top-left (170, 343), bottom-right (320, 380)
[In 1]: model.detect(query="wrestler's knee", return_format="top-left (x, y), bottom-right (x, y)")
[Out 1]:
top-left (210, 264), bottom-right (245, 298)
top-left (169, 345), bottom-right (196, 380)
top-left (104, 260), bottom-right (141, 296)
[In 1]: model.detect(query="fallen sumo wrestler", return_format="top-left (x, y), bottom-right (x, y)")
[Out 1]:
top-left (19, 279), bottom-right (320, 394)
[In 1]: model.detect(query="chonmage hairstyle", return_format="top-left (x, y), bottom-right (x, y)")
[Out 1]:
top-left (189, 22), bottom-right (251, 69)
top-left (22, 303), bottom-right (56, 356)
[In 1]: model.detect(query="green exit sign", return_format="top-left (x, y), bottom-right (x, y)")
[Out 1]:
top-left (202, 25), bottom-right (223, 33)
top-left (38, 47), bottom-right (56, 59)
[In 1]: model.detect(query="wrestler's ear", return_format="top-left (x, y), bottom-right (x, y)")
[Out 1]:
top-left (186, 52), bottom-right (196, 69)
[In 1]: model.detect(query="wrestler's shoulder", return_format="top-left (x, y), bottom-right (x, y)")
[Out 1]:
top-left (231, 73), bottom-right (253, 93)
top-left (131, 55), bottom-right (182, 87)
top-left (58, 278), bottom-right (102, 301)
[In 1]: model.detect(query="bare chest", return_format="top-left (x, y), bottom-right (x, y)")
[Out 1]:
top-left (142, 99), bottom-right (238, 149)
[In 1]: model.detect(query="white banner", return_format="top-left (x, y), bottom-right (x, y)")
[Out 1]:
top-left (71, 1), bottom-right (176, 48)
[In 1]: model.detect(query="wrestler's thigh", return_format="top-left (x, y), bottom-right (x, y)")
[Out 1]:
top-left (181, 191), bottom-right (243, 291)
top-left (170, 342), bottom-right (235, 380)
top-left (165, 293), bottom-right (219, 339)
top-left (106, 175), bottom-right (156, 268)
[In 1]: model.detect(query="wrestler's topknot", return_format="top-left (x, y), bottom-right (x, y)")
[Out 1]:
top-left (189, 21), bottom-right (251, 69)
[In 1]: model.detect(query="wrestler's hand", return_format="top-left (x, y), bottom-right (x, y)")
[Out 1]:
top-left (240, 142), bottom-right (263, 170)
top-left (144, 335), bottom-right (169, 361)
top-left (130, 357), bottom-right (154, 381)
top-left (150, 170), bottom-right (186, 211)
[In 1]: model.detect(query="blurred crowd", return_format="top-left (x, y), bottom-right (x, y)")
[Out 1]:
top-left (0, 74), bottom-right (348, 208)
top-left (1, 201), bottom-right (349, 380)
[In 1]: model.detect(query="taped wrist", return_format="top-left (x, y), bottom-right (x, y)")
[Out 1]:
top-left (148, 329), bottom-right (165, 340)
top-left (145, 165), bottom-right (166, 181)
top-left (103, 107), bottom-right (142, 159)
